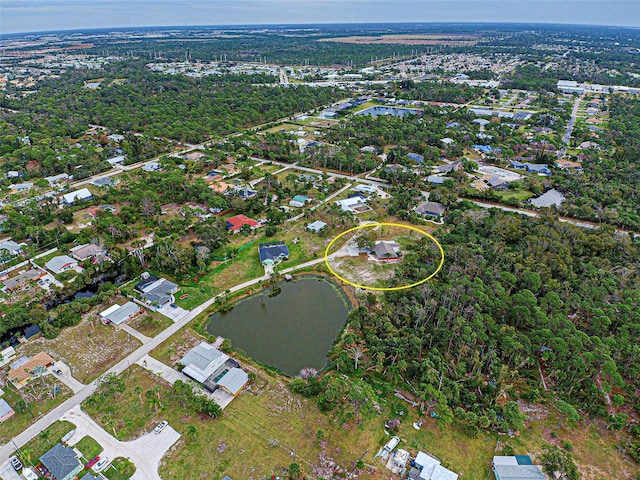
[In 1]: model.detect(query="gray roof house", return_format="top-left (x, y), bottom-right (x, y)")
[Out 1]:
top-left (414, 201), bottom-right (447, 220)
top-left (61, 188), bottom-right (92, 205)
top-left (69, 243), bottom-right (105, 262)
top-left (181, 342), bottom-right (230, 384)
top-left (372, 241), bottom-right (400, 260)
top-left (0, 398), bottom-right (15, 423)
top-left (415, 451), bottom-right (458, 480)
top-left (39, 443), bottom-right (83, 480)
top-left (0, 240), bottom-right (21, 256)
top-left (136, 277), bottom-right (178, 306)
top-left (99, 302), bottom-right (141, 326)
top-left (216, 367), bottom-right (249, 396)
top-left (306, 220), bottom-right (327, 233)
top-left (492, 456), bottom-right (545, 480)
top-left (45, 255), bottom-right (78, 274)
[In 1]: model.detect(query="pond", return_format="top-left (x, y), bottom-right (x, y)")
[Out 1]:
top-left (357, 106), bottom-right (422, 118)
top-left (206, 278), bottom-right (350, 376)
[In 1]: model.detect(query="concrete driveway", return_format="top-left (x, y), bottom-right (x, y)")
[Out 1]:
top-left (0, 464), bottom-right (21, 480)
top-left (61, 406), bottom-right (180, 480)
top-left (49, 361), bottom-right (85, 393)
top-left (156, 302), bottom-right (189, 322)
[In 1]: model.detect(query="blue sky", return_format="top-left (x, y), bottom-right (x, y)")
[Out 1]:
top-left (1, 0), bottom-right (639, 34)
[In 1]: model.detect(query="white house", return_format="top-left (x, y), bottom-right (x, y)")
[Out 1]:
top-left (45, 255), bottom-right (79, 274)
top-left (61, 188), bottom-right (92, 205)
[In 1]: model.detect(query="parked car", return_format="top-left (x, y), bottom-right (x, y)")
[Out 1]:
top-left (53, 368), bottom-right (62, 375)
top-left (153, 420), bottom-right (168, 434)
top-left (170, 303), bottom-right (178, 309)
top-left (85, 456), bottom-right (100, 469)
top-left (92, 456), bottom-right (109, 472)
top-left (10, 455), bottom-right (22, 471)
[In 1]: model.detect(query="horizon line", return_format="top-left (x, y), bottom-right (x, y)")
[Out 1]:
top-left (3, 20), bottom-right (640, 38)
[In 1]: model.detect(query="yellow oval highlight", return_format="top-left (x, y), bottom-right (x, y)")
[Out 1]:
top-left (324, 222), bottom-right (444, 291)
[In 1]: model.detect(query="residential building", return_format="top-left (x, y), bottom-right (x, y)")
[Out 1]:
top-left (372, 241), bottom-right (400, 260)
top-left (92, 177), bottom-right (119, 188)
top-left (99, 302), bottom-right (142, 326)
top-left (180, 342), bottom-right (249, 395)
top-left (0, 346), bottom-right (16, 367)
top-left (141, 161), bottom-right (162, 172)
top-left (45, 173), bottom-right (70, 187)
top-left (258, 242), bottom-right (290, 266)
top-left (335, 196), bottom-right (370, 213)
top-left (225, 214), bottom-right (259, 232)
top-left (8, 352), bottom-right (54, 388)
top-left (69, 243), bottom-right (106, 263)
top-left (353, 184), bottom-right (378, 195)
top-left (492, 455), bottom-right (545, 480)
top-left (427, 175), bottom-right (447, 185)
top-left (45, 255), bottom-right (78, 274)
top-left (9, 182), bottom-right (34, 192)
top-left (0, 239), bottom-right (22, 258)
top-left (289, 195), bottom-right (312, 208)
top-left (415, 451), bottom-right (458, 480)
top-left (306, 220), bottom-right (327, 233)
top-left (216, 367), bottom-right (249, 396)
top-left (415, 201), bottom-right (447, 220)
top-left (3, 268), bottom-right (45, 291)
top-left (134, 276), bottom-right (178, 307)
top-left (407, 153), bottom-right (424, 163)
top-left (106, 155), bottom-right (126, 166)
top-left (61, 188), bottom-right (92, 205)
top-left (0, 398), bottom-right (15, 423)
top-left (39, 443), bottom-right (83, 480)
top-left (529, 189), bottom-right (566, 208)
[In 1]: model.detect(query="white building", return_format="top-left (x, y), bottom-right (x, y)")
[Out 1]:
top-left (61, 188), bottom-right (92, 205)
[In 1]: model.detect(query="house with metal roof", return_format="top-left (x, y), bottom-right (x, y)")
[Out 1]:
top-left (492, 455), bottom-right (545, 480)
top-left (289, 195), bottom-right (312, 208)
top-left (45, 173), bottom-right (70, 187)
top-left (61, 188), bottom-right (92, 205)
top-left (258, 242), bottom-right (289, 266)
top-left (39, 443), bottom-right (83, 480)
top-left (0, 398), bottom-right (15, 423)
top-left (306, 220), bottom-right (327, 233)
top-left (99, 302), bottom-right (142, 326)
top-left (181, 342), bottom-right (230, 384)
top-left (415, 451), bottom-right (458, 480)
top-left (216, 367), bottom-right (249, 396)
top-left (45, 255), bottom-right (78, 274)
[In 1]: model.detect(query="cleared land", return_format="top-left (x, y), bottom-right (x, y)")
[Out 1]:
top-left (21, 311), bottom-right (141, 383)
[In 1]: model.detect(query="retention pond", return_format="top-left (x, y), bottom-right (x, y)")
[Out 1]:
top-left (206, 277), bottom-right (350, 376)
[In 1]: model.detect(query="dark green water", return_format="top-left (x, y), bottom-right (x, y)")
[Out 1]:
top-left (206, 278), bottom-right (349, 376)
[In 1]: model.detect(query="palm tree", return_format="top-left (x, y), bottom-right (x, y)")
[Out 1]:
top-left (187, 424), bottom-right (197, 441)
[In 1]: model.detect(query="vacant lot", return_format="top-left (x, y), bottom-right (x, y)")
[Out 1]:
top-left (22, 313), bottom-right (141, 383)
top-left (127, 310), bottom-right (173, 337)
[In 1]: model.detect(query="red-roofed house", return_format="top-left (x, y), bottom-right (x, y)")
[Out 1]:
top-left (226, 214), bottom-right (259, 232)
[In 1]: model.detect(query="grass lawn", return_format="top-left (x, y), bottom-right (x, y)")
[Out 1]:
top-left (495, 188), bottom-right (534, 203)
top-left (103, 457), bottom-right (136, 480)
top-left (21, 313), bottom-right (141, 384)
top-left (0, 377), bottom-right (73, 446)
top-left (12, 420), bottom-right (75, 466)
top-left (75, 435), bottom-right (103, 459)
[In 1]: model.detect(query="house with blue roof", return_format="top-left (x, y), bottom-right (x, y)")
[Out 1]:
top-left (258, 242), bottom-right (289, 266)
top-left (407, 153), bottom-right (424, 163)
top-left (289, 195), bottom-right (312, 208)
top-left (473, 145), bottom-right (493, 154)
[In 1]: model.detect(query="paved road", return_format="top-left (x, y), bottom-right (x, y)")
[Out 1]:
top-left (465, 199), bottom-right (639, 237)
top-left (62, 406), bottom-right (181, 480)
top-left (562, 94), bottom-right (584, 148)
top-left (0, 255), bottom-right (327, 464)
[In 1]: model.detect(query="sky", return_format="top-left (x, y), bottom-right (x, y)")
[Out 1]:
top-left (1, 0), bottom-right (639, 35)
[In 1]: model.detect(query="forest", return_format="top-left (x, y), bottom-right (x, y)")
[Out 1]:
top-left (292, 206), bottom-right (640, 464)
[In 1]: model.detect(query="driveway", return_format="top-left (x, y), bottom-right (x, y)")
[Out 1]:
top-left (61, 406), bottom-right (180, 480)
top-left (49, 362), bottom-right (85, 393)
top-left (156, 302), bottom-right (189, 322)
top-left (137, 355), bottom-right (235, 410)
top-left (0, 464), bottom-right (21, 480)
